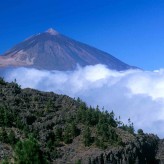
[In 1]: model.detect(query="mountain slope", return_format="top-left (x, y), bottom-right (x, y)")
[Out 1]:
top-left (0, 28), bottom-right (136, 71)
top-left (0, 77), bottom-right (160, 164)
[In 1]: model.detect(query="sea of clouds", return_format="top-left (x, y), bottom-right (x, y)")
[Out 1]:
top-left (1, 64), bottom-right (164, 137)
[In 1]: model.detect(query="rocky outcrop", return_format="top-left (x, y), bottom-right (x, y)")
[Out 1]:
top-left (0, 143), bottom-right (12, 162)
top-left (53, 133), bottom-right (159, 164)
top-left (156, 139), bottom-right (164, 164)
top-left (88, 134), bottom-right (159, 164)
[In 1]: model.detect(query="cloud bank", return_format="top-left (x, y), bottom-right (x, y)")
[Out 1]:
top-left (1, 65), bottom-right (164, 137)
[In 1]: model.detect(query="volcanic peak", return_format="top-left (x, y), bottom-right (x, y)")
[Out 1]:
top-left (46, 28), bottom-right (59, 35)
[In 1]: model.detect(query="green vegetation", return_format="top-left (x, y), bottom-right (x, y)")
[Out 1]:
top-left (83, 126), bottom-right (92, 146)
top-left (63, 121), bottom-right (79, 144)
top-left (0, 128), bottom-right (17, 146)
top-left (14, 135), bottom-right (46, 164)
top-left (138, 129), bottom-right (144, 135)
top-left (0, 78), bottom-right (158, 163)
top-left (0, 77), bottom-right (6, 85)
top-left (0, 106), bottom-right (14, 127)
top-left (0, 94), bottom-right (134, 163)
top-left (119, 118), bottom-right (135, 134)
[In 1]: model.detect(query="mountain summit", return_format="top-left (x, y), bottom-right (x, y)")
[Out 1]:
top-left (46, 28), bottom-right (59, 35)
top-left (0, 28), bottom-right (136, 70)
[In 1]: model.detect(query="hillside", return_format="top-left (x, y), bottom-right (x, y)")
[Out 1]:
top-left (0, 77), bottom-right (161, 164)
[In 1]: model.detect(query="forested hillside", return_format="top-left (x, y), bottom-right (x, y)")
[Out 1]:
top-left (0, 77), bottom-right (160, 163)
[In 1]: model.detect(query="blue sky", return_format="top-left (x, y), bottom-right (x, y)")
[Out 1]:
top-left (0, 0), bottom-right (164, 70)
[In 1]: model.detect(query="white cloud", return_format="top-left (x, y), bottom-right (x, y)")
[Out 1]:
top-left (1, 65), bottom-right (164, 137)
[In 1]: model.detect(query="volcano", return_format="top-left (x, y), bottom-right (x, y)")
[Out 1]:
top-left (0, 28), bottom-right (136, 71)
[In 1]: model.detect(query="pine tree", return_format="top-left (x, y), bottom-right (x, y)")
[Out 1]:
top-left (63, 124), bottom-right (72, 144)
top-left (14, 135), bottom-right (42, 164)
top-left (0, 127), bottom-right (8, 143)
top-left (83, 126), bottom-right (92, 146)
top-left (8, 129), bottom-right (17, 145)
top-left (70, 122), bottom-right (78, 138)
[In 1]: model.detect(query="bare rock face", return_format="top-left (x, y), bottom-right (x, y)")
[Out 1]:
top-left (0, 28), bottom-right (136, 71)
top-left (156, 139), bottom-right (164, 163)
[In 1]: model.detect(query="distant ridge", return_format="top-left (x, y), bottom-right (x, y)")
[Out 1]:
top-left (0, 28), bottom-right (137, 71)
